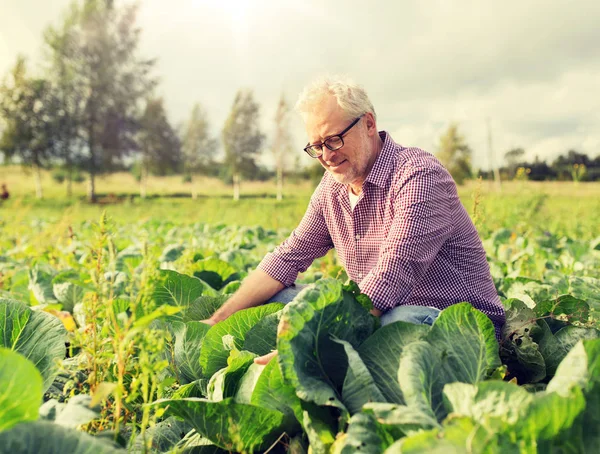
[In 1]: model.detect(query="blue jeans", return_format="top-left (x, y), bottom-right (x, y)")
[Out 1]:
top-left (267, 284), bottom-right (441, 327)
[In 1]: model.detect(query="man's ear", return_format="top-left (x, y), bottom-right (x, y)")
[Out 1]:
top-left (364, 112), bottom-right (377, 135)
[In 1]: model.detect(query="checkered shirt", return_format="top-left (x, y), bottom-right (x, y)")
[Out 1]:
top-left (258, 132), bottom-right (505, 332)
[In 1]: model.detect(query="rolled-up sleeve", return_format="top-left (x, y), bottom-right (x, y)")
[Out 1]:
top-left (257, 181), bottom-right (334, 286)
top-left (359, 166), bottom-right (454, 312)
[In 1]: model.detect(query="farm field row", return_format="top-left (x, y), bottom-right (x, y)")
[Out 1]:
top-left (0, 180), bottom-right (598, 453)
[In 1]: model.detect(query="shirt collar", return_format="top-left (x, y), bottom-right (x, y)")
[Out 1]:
top-left (364, 131), bottom-right (398, 188)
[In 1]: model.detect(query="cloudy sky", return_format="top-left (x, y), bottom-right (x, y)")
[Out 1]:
top-left (1, 0), bottom-right (599, 169)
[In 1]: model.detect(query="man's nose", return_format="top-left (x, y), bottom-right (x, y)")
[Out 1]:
top-left (321, 146), bottom-right (338, 163)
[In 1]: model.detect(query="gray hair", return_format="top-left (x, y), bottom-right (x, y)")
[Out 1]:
top-left (295, 75), bottom-right (376, 121)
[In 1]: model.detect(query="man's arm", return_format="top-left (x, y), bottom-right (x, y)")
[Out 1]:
top-left (203, 179), bottom-right (333, 325)
top-left (360, 165), bottom-right (454, 312)
top-left (203, 269), bottom-right (284, 325)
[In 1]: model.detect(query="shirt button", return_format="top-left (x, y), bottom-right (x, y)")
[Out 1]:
top-left (358, 273), bottom-right (363, 279)
top-left (355, 234), bottom-right (361, 240)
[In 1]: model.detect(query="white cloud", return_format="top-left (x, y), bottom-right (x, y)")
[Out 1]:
top-left (1, 0), bottom-right (599, 169)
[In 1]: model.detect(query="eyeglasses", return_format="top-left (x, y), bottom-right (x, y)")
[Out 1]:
top-left (303, 115), bottom-right (363, 158)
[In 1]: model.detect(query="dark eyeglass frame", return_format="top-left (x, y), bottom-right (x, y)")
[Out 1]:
top-left (303, 115), bottom-right (364, 158)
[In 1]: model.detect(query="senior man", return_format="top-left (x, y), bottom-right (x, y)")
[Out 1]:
top-left (202, 76), bottom-right (505, 363)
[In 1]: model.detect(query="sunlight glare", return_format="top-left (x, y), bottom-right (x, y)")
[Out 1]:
top-left (191, 0), bottom-right (252, 27)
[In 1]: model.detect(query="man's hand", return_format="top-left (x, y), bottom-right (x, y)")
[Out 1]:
top-left (254, 350), bottom-right (278, 365)
top-left (370, 307), bottom-right (383, 317)
top-left (207, 270), bottom-right (285, 325)
top-left (200, 318), bottom-right (217, 327)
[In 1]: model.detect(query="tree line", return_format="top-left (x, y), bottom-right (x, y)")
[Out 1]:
top-left (434, 125), bottom-right (599, 185)
top-left (480, 148), bottom-right (600, 182)
top-left (1, 1), bottom-right (597, 203)
top-left (0, 0), bottom-right (295, 202)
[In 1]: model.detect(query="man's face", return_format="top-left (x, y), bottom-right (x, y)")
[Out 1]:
top-left (305, 96), bottom-right (376, 188)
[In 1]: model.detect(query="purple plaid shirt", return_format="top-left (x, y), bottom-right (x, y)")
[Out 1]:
top-left (258, 132), bottom-right (505, 331)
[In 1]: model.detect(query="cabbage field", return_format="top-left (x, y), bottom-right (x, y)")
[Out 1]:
top-left (0, 189), bottom-right (599, 453)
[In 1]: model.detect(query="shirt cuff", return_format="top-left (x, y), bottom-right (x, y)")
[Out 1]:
top-left (360, 274), bottom-right (402, 312)
top-left (257, 252), bottom-right (300, 287)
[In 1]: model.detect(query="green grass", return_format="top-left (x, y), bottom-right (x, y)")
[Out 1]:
top-left (1, 166), bottom-right (598, 240)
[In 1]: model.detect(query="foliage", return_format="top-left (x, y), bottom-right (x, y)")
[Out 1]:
top-left (181, 103), bottom-right (218, 181)
top-left (138, 97), bottom-right (181, 185)
top-left (480, 149), bottom-right (600, 182)
top-left (436, 123), bottom-right (472, 185)
top-left (0, 210), bottom-right (598, 452)
top-left (42, 0), bottom-right (156, 202)
top-left (271, 94), bottom-right (294, 201)
top-left (222, 89), bottom-right (265, 200)
top-left (0, 57), bottom-right (59, 198)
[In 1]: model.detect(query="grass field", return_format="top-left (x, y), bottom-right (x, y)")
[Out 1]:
top-left (1, 165), bottom-right (599, 452)
top-left (1, 165), bottom-right (598, 239)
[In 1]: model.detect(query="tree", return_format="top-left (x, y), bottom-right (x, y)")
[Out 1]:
top-left (44, 0), bottom-right (155, 202)
top-left (0, 57), bottom-right (58, 199)
top-left (436, 123), bottom-right (472, 185)
top-left (181, 103), bottom-right (217, 199)
top-left (504, 147), bottom-right (525, 179)
top-left (271, 94), bottom-right (293, 201)
top-left (138, 97), bottom-right (181, 198)
top-left (222, 89), bottom-right (265, 201)
top-left (43, 9), bottom-right (87, 198)
top-left (552, 149), bottom-right (591, 181)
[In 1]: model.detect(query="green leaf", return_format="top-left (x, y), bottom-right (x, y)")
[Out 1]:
top-left (547, 339), bottom-right (600, 395)
top-left (0, 298), bottom-right (66, 391)
top-left (358, 322), bottom-right (430, 404)
top-left (52, 282), bottom-right (84, 314)
top-left (332, 337), bottom-right (386, 414)
top-left (199, 303), bottom-right (283, 377)
top-left (182, 295), bottom-right (229, 322)
top-left (153, 398), bottom-right (284, 452)
top-left (234, 362), bottom-right (266, 404)
top-left (337, 413), bottom-right (394, 454)
top-left (115, 248), bottom-right (143, 271)
top-left (554, 325), bottom-right (599, 356)
top-left (535, 294), bottom-right (589, 323)
top-left (536, 319), bottom-right (564, 377)
top-left (221, 280), bottom-right (241, 294)
top-left (243, 310), bottom-right (282, 356)
top-left (0, 348), bottom-right (43, 432)
top-left (522, 387), bottom-right (585, 441)
top-left (443, 381), bottom-right (532, 434)
top-left (566, 276), bottom-right (600, 311)
top-left (546, 339), bottom-right (600, 452)
top-left (443, 380), bottom-right (586, 446)
top-left (363, 402), bottom-right (439, 439)
top-left (47, 395), bottom-right (101, 429)
top-left (28, 263), bottom-right (57, 305)
top-left (130, 417), bottom-right (193, 453)
top-left (172, 380), bottom-right (208, 399)
top-left (277, 279), bottom-right (377, 413)
top-left (172, 321), bottom-right (211, 383)
top-left (393, 304), bottom-right (501, 422)
top-left (152, 270), bottom-right (207, 308)
top-left (159, 244), bottom-right (185, 262)
top-left (397, 341), bottom-right (445, 420)
top-left (251, 359), bottom-right (302, 434)
top-left (300, 402), bottom-right (338, 454)
top-left (0, 421), bottom-right (124, 453)
top-left (425, 303), bottom-right (501, 385)
top-left (501, 278), bottom-right (553, 309)
top-left (193, 257), bottom-right (240, 291)
top-left (5, 269), bottom-right (30, 303)
top-left (207, 349), bottom-right (257, 401)
top-left (342, 280), bottom-right (373, 312)
top-left (388, 417), bottom-right (498, 454)
top-left (500, 299), bottom-right (546, 383)
top-left (132, 305), bottom-right (181, 329)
